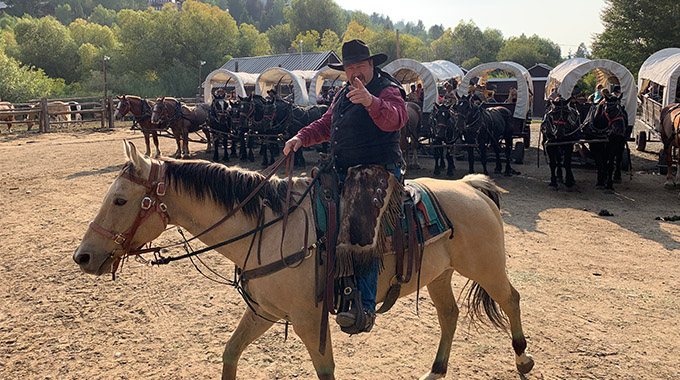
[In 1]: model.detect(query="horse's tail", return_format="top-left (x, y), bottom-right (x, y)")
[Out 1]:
top-left (463, 280), bottom-right (508, 330)
top-left (461, 173), bottom-right (503, 209)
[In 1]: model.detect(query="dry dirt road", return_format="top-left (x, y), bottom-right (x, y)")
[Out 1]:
top-left (1, 123), bottom-right (678, 379)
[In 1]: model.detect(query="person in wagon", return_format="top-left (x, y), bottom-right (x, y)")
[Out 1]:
top-left (407, 84), bottom-right (419, 103)
top-left (283, 39), bottom-right (408, 334)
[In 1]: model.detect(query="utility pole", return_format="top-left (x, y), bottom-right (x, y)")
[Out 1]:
top-left (198, 60), bottom-right (206, 100)
top-left (103, 55), bottom-right (110, 100)
top-left (300, 40), bottom-right (303, 70)
top-left (396, 30), bottom-right (400, 59)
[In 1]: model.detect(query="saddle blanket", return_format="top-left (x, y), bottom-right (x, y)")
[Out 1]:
top-left (384, 181), bottom-right (449, 243)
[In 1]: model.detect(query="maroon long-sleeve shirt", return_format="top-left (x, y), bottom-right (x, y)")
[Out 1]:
top-left (296, 86), bottom-right (407, 147)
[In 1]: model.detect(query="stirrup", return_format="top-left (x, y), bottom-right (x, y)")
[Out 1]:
top-left (336, 309), bottom-right (375, 334)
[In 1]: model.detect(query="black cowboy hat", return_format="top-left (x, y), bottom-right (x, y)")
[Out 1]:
top-left (328, 39), bottom-right (387, 71)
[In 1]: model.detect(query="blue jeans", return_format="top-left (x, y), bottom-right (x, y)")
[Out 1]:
top-left (352, 166), bottom-right (402, 313)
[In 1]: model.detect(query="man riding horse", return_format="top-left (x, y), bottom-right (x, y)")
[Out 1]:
top-left (284, 39), bottom-right (408, 334)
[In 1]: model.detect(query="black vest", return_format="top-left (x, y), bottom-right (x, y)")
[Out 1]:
top-left (330, 69), bottom-right (406, 172)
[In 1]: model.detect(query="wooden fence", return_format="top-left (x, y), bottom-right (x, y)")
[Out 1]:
top-left (0, 96), bottom-right (207, 133)
top-left (0, 96), bottom-right (115, 133)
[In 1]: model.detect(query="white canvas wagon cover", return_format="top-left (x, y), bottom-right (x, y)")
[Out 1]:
top-left (457, 61), bottom-right (534, 119)
top-left (203, 69), bottom-right (259, 102)
top-left (383, 58), bottom-right (464, 113)
top-left (637, 47), bottom-right (680, 107)
top-left (308, 66), bottom-right (347, 105)
top-left (547, 58), bottom-right (636, 126)
top-left (255, 68), bottom-right (315, 106)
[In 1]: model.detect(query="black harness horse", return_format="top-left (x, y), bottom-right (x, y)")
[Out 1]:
top-left (236, 95), bottom-right (260, 162)
top-left (208, 95), bottom-right (234, 162)
top-left (429, 102), bottom-right (456, 176)
top-left (583, 94), bottom-right (628, 191)
top-left (541, 97), bottom-right (581, 189)
top-left (266, 100), bottom-right (329, 168)
top-left (452, 95), bottom-right (516, 176)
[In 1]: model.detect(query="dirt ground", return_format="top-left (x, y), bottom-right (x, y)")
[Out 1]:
top-left (1, 121), bottom-right (679, 380)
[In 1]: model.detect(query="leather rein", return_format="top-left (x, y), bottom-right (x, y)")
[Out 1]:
top-left (88, 153), bottom-right (319, 280)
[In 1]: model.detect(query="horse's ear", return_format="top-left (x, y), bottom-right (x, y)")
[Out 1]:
top-left (123, 140), bottom-right (145, 169)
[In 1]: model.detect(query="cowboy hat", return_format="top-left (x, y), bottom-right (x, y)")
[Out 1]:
top-left (328, 39), bottom-right (387, 71)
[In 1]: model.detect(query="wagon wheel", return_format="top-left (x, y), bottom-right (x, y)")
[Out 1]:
top-left (636, 130), bottom-right (647, 152)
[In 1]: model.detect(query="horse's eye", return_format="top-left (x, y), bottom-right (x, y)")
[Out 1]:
top-left (114, 198), bottom-right (127, 206)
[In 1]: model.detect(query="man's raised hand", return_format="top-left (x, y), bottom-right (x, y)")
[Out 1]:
top-left (347, 77), bottom-right (373, 108)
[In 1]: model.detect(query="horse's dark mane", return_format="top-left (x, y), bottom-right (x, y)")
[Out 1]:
top-left (163, 159), bottom-right (289, 218)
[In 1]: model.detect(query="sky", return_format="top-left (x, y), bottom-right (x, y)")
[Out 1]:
top-left (335, 0), bottom-right (607, 55)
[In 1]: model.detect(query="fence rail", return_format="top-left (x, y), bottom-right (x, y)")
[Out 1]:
top-left (0, 97), bottom-right (115, 132)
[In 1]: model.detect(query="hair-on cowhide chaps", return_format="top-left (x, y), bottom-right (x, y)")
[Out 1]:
top-left (336, 165), bottom-right (405, 277)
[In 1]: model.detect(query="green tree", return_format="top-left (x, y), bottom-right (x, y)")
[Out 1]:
top-left (319, 29), bottom-right (341, 53)
top-left (285, 0), bottom-right (345, 37)
top-left (574, 43), bottom-right (589, 59)
top-left (266, 23), bottom-right (293, 54)
top-left (429, 21), bottom-right (503, 65)
top-left (260, 0), bottom-right (285, 31)
top-left (591, 0), bottom-right (680, 72)
top-left (293, 30), bottom-right (321, 53)
top-left (239, 22), bottom-right (271, 56)
top-left (428, 24), bottom-right (444, 41)
top-left (497, 34), bottom-right (561, 68)
top-left (13, 16), bottom-right (79, 82)
top-left (350, 10), bottom-right (371, 29)
top-left (89, 5), bottom-right (118, 27)
top-left (0, 50), bottom-right (60, 101)
top-left (0, 29), bottom-right (20, 58)
top-left (69, 18), bottom-right (118, 50)
top-left (55, 4), bottom-right (75, 25)
top-left (4, 0), bottom-right (48, 17)
top-left (342, 20), bottom-right (375, 44)
top-left (76, 42), bottom-right (102, 77)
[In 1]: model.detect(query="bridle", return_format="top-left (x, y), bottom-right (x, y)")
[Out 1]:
top-left (88, 159), bottom-right (169, 276)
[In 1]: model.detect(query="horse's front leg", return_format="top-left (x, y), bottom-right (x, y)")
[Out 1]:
top-left (182, 126), bottom-right (191, 158)
top-left (563, 145), bottom-right (575, 188)
top-left (419, 270), bottom-right (458, 380)
top-left (213, 132), bottom-right (220, 162)
top-left (433, 146), bottom-right (442, 176)
top-left (290, 309), bottom-right (335, 379)
top-left (172, 126), bottom-right (182, 158)
top-left (547, 146), bottom-right (558, 189)
top-left (222, 308), bottom-right (275, 380)
top-left (479, 144), bottom-right (489, 175)
top-left (663, 143), bottom-right (676, 189)
top-left (411, 139), bottom-right (421, 169)
top-left (152, 131), bottom-right (162, 157)
top-left (143, 131), bottom-right (152, 157)
top-left (445, 147), bottom-right (454, 176)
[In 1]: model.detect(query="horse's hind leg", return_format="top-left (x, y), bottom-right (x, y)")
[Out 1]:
top-left (222, 308), bottom-right (275, 380)
top-left (564, 145), bottom-right (575, 188)
top-left (475, 274), bottom-right (534, 374)
top-left (419, 270), bottom-right (458, 380)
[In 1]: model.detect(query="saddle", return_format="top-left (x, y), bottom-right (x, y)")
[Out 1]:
top-left (310, 161), bottom-right (452, 342)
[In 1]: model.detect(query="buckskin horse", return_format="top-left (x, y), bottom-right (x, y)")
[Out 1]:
top-left (73, 140), bottom-right (535, 380)
top-left (660, 103), bottom-right (680, 190)
top-left (583, 94), bottom-right (628, 191)
top-left (452, 95), bottom-right (516, 176)
top-left (115, 95), bottom-right (163, 157)
top-left (151, 97), bottom-right (211, 159)
top-left (541, 97), bottom-right (581, 189)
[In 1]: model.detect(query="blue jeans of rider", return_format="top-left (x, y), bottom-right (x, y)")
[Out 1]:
top-left (353, 166), bottom-right (402, 313)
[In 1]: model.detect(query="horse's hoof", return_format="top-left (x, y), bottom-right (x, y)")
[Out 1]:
top-left (418, 371), bottom-right (445, 380)
top-left (613, 177), bottom-right (622, 184)
top-left (516, 354), bottom-right (535, 374)
top-left (604, 187), bottom-right (615, 194)
top-left (664, 181), bottom-right (676, 190)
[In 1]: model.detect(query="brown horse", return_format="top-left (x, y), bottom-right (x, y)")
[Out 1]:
top-left (400, 102), bottom-right (422, 169)
top-left (73, 141), bottom-right (535, 380)
top-left (115, 95), bottom-right (163, 157)
top-left (660, 103), bottom-right (680, 189)
top-left (151, 97), bottom-right (210, 158)
top-left (0, 101), bottom-right (15, 133)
